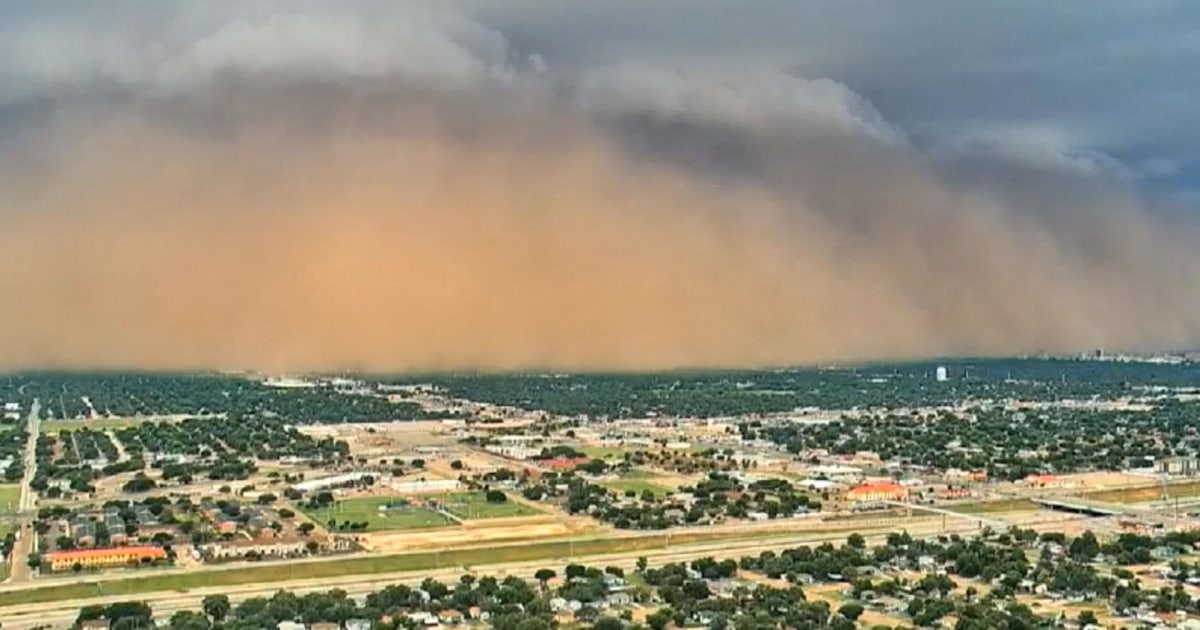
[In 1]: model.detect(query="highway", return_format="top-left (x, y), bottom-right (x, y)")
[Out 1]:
top-left (0, 520), bottom-right (992, 629)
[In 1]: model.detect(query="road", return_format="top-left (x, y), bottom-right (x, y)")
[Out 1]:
top-left (0, 504), bottom-right (1097, 628)
top-left (18, 399), bottom-right (40, 512)
top-left (9, 399), bottom-right (40, 583)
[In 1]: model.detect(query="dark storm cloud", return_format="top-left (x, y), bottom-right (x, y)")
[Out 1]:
top-left (1, 1), bottom-right (1199, 372)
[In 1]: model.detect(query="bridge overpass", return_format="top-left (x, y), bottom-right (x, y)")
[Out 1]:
top-left (878, 500), bottom-right (1009, 530)
top-left (1032, 495), bottom-right (1136, 517)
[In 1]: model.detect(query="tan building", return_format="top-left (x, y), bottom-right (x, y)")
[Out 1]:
top-left (200, 538), bottom-right (307, 561)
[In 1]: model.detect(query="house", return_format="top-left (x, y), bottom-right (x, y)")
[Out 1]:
top-left (605, 592), bottom-right (633, 607)
top-left (73, 521), bottom-right (96, 547)
top-left (199, 538), bottom-right (307, 561)
top-left (105, 514), bottom-right (128, 544)
top-left (79, 620), bottom-right (111, 630)
top-left (406, 612), bottom-right (438, 627)
top-left (707, 579), bottom-right (740, 598)
top-left (277, 622), bottom-right (307, 630)
top-left (309, 624), bottom-right (338, 630)
top-left (438, 609), bottom-right (464, 625)
top-left (1152, 546), bottom-right (1181, 560)
top-left (602, 573), bottom-right (626, 591)
top-left (346, 620), bottom-right (372, 630)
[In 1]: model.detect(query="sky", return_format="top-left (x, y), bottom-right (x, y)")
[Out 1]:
top-left (1, 1), bottom-right (1199, 372)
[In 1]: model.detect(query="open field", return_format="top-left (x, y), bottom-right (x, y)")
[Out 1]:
top-left (942, 498), bottom-right (1040, 514)
top-left (604, 478), bottom-right (668, 496)
top-left (361, 519), bottom-right (578, 552)
top-left (580, 446), bottom-right (629, 459)
top-left (601, 470), bottom-right (675, 496)
top-left (300, 497), bottom-right (456, 532)
top-left (0, 484), bottom-right (19, 514)
top-left (1080, 480), bottom-right (1200, 504)
top-left (438, 493), bottom-right (540, 519)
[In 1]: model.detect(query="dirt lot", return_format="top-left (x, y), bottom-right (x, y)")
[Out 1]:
top-left (359, 517), bottom-right (591, 552)
top-left (1054, 471), bottom-right (1157, 491)
top-left (299, 422), bottom-right (458, 456)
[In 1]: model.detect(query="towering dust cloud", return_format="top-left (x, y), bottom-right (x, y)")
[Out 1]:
top-left (0, 5), bottom-right (1199, 372)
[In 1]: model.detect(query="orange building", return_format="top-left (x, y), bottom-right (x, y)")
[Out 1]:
top-left (1023, 473), bottom-right (1060, 488)
top-left (845, 481), bottom-right (908, 503)
top-left (44, 546), bottom-right (166, 572)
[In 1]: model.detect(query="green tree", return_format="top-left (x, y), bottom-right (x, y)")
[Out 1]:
top-left (647, 607), bottom-right (673, 630)
top-left (202, 594), bottom-right (230, 621)
top-left (593, 616), bottom-right (626, 630)
top-left (534, 568), bottom-right (556, 589)
top-left (838, 602), bottom-right (864, 621)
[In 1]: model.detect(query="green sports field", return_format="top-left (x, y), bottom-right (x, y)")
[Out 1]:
top-left (439, 492), bottom-right (541, 519)
top-left (0, 485), bottom-right (19, 515)
top-left (300, 497), bottom-right (456, 532)
top-left (602, 470), bottom-right (671, 497)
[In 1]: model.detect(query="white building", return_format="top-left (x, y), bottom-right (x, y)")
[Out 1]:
top-left (290, 472), bottom-right (369, 493)
top-left (387, 479), bottom-right (461, 494)
top-left (935, 366), bottom-right (948, 382)
top-left (798, 478), bottom-right (842, 491)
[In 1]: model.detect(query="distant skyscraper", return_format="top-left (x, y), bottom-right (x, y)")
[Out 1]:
top-left (935, 366), bottom-right (948, 382)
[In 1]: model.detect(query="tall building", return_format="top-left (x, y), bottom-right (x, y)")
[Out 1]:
top-left (935, 366), bottom-right (948, 382)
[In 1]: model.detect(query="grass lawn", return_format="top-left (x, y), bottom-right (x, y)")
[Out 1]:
top-left (0, 485), bottom-right (19, 515)
top-left (941, 498), bottom-right (1039, 514)
top-left (602, 470), bottom-right (671, 497)
top-left (299, 497), bottom-right (456, 532)
top-left (438, 493), bottom-right (540, 519)
top-left (579, 446), bottom-right (629, 460)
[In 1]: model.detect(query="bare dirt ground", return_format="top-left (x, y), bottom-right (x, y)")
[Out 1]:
top-left (1055, 471), bottom-right (1157, 490)
top-left (299, 422), bottom-right (458, 456)
top-left (641, 471), bottom-right (700, 490)
top-left (359, 518), bottom-right (590, 552)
